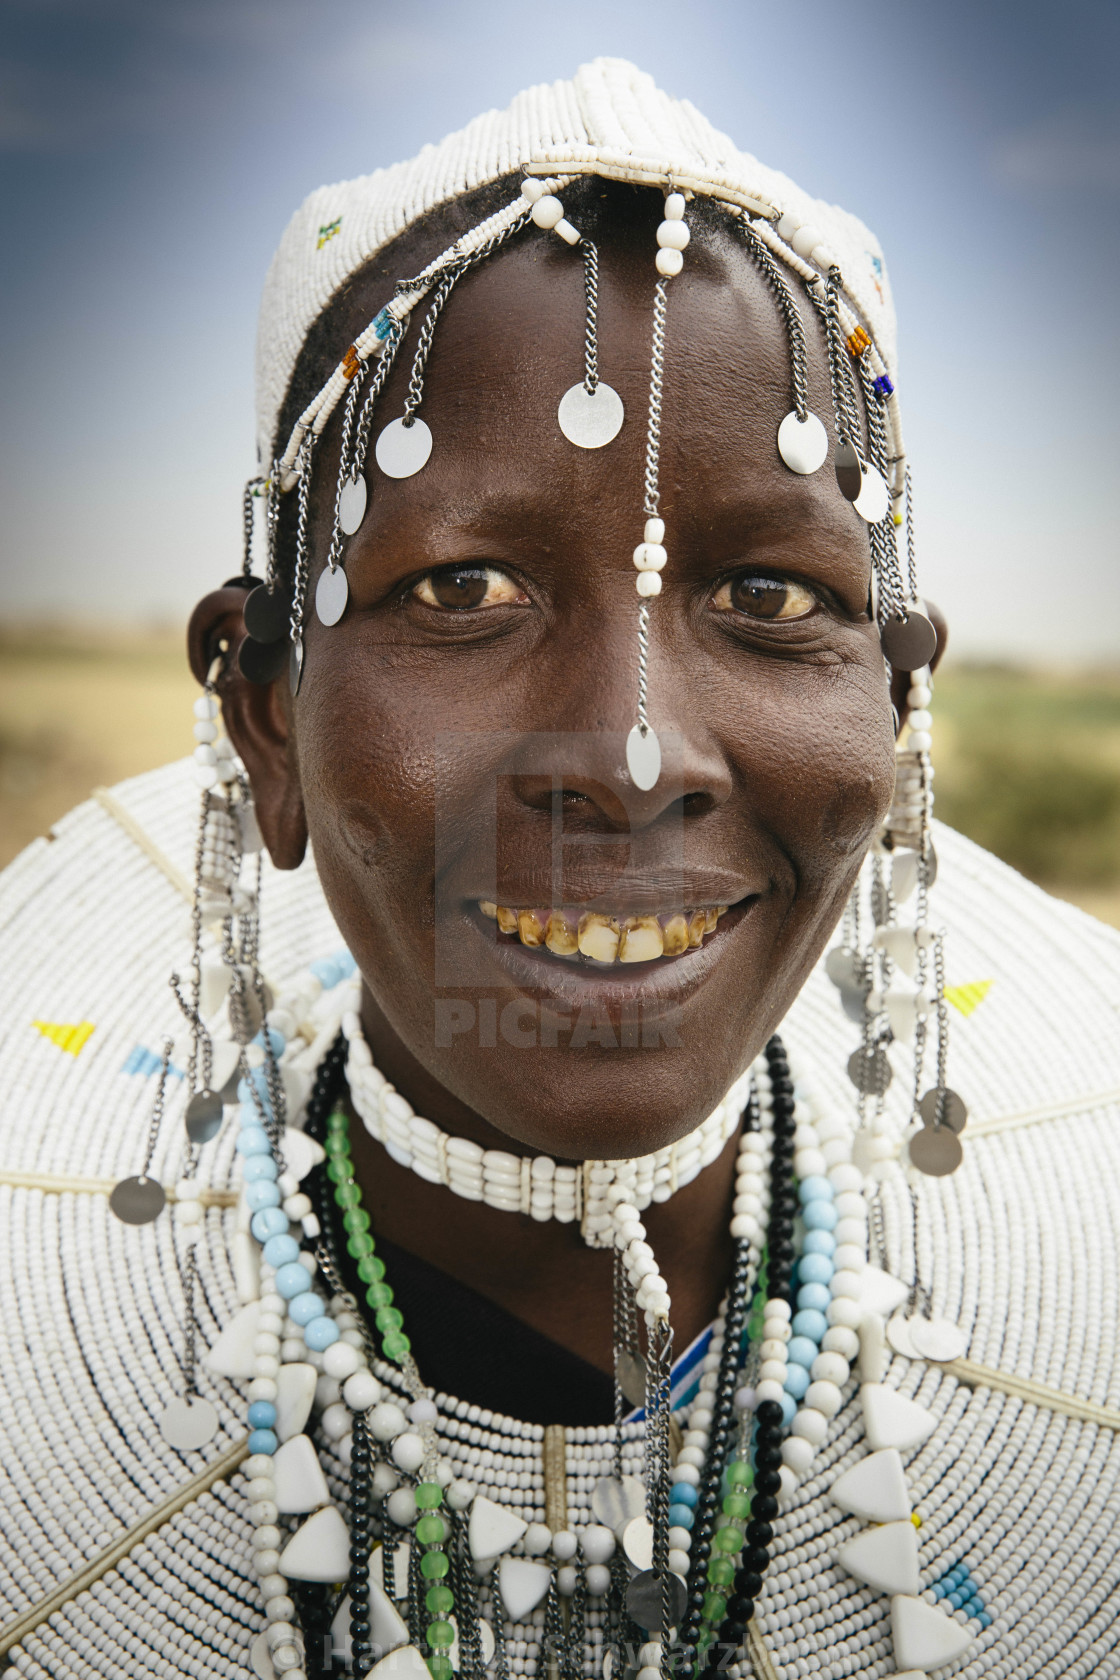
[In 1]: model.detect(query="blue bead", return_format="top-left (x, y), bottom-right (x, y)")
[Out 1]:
top-left (978, 1614), bottom-right (991, 1630)
top-left (801, 1199), bottom-right (838, 1231)
top-left (310, 957), bottom-right (342, 987)
top-left (335, 949), bottom-right (357, 977)
top-left (252, 1027), bottom-right (286, 1059)
top-left (791, 1308), bottom-right (828, 1342)
top-left (304, 1316), bottom-right (340, 1351)
top-left (246, 1180), bottom-right (281, 1212)
top-left (783, 1364), bottom-right (810, 1399)
top-left (803, 1229), bottom-right (836, 1256)
top-left (251, 1207), bottom-right (289, 1242)
top-left (965, 1598), bottom-right (983, 1618)
top-left (947, 1592), bottom-right (963, 1610)
top-left (237, 1125), bottom-right (272, 1157)
top-left (289, 1290), bottom-right (326, 1326)
top-left (262, 1233), bottom-right (300, 1269)
top-left (669, 1483), bottom-right (698, 1508)
top-left (798, 1253), bottom-right (834, 1286)
top-left (786, 1336), bottom-right (818, 1369)
top-left (668, 1504), bottom-right (695, 1530)
top-left (247, 1428), bottom-right (278, 1455)
top-left (242, 1153), bottom-right (278, 1183)
top-left (797, 1176), bottom-right (832, 1205)
top-left (779, 1393), bottom-right (797, 1426)
top-left (247, 1400), bottom-right (277, 1428)
top-left (797, 1282), bottom-right (832, 1313)
top-left (276, 1261), bottom-right (313, 1298)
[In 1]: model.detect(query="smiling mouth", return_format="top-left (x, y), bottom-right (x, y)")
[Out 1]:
top-left (477, 901), bottom-right (733, 965)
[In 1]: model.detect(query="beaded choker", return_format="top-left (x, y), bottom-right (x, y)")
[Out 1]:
top-left (341, 990), bottom-right (746, 1246)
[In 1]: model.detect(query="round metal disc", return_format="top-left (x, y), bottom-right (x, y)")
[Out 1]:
top-left (835, 440), bottom-right (862, 502)
top-left (315, 564), bottom-right (349, 627)
top-left (918, 1086), bottom-right (969, 1134)
top-left (185, 1088), bottom-right (223, 1145)
top-left (591, 1474), bottom-right (647, 1535)
top-left (243, 583), bottom-right (289, 644)
top-left (558, 382), bottom-right (625, 448)
top-left (109, 1174), bottom-right (166, 1225)
top-left (289, 636), bottom-right (304, 697)
top-left (853, 462), bottom-right (889, 524)
top-left (616, 1348), bottom-right (647, 1409)
top-left (375, 416), bottom-right (433, 479)
top-left (626, 1568), bottom-right (687, 1632)
top-left (840, 983), bottom-right (870, 1024)
top-left (825, 946), bottom-right (861, 989)
top-left (159, 1394), bottom-right (219, 1450)
top-left (622, 1515), bottom-right (654, 1571)
top-left (847, 1047), bottom-right (891, 1094)
top-left (908, 1124), bottom-right (963, 1177)
top-left (626, 723), bottom-right (661, 791)
top-left (338, 473), bottom-right (368, 536)
top-left (777, 410), bottom-right (828, 474)
top-left (238, 634), bottom-right (288, 686)
top-left (886, 1313), bottom-right (919, 1358)
top-left (881, 610), bottom-right (938, 672)
top-left (909, 1317), bottom-right (968, 1363)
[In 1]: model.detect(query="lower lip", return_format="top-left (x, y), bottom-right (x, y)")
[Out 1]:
top-left (457, 899), bottom-right (758, 1009)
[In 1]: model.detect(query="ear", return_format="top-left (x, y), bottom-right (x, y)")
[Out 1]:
top-left (891, 599), bottom-right (948, 736)
top-left (187, 587), bottom-right (309, 869)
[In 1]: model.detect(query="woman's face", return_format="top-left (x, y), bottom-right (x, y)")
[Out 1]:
top-left (230, 203), bottom-right (896, 1161)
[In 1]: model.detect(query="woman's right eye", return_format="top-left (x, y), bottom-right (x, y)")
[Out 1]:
top-left (412, 566), bottom-right (529, 611)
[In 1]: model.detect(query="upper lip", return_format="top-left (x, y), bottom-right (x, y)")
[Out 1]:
top-left (465, 868), bottom-right (760, 914)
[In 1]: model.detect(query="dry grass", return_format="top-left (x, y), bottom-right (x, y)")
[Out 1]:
top-left (2, 626), bottom-right (1118, 929)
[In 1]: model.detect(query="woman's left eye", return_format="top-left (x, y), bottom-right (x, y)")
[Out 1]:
top-left (412, 566), bottom-right (529, 611)
top-left (711, 573), bottom-right (818, 621)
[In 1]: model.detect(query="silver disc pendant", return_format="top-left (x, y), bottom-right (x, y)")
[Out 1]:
top-left (909, 1316), bottom-right (968, 1363)
top-left (316, 564), bottom-right (349, 627)
top-left (338, 473), bottom-right (368, 536)
top-left (918, 1086), bottom-right (968, 1134)
top-left (159, 1394), bottom-right (218, 1450)
top-left (558, 382), bottom-right (625, 448)
top-left (289, 636), bottom-right (304, 697)
top-left (109, 1174), bottom-right (166, 1225)
top-left (375, 416), bottom-right (432, 479)
top-left (908, 1124), bottom-right (963, 1177)
top-left (847, 1046), bottom-right (891, 1094)
top-left (777, 410), bottom-right (828, 474)
top-left (886, 1313), bottom-right (920, 1358)
top-left (185, 1088), bottom-right (223, 1145)
top-left (592, 1474), bottom-right (647, 1535)
top-left (626, 724), bottom-right (661, 792)
top-left (243, 583), bottom-right (289, 644)
top-left (622, 1515), bottom-right (654, 1571)
top-left (839, 983), bottom-right (870, 1024)
top-left (835, 440), bottom-right (863, 502)
top-left (626, 1568), bottom-right (687, 1632)
top-left (616, 1349), bottom-right (647, 1409)
top-left (881, 609), bottom-right (938, 672)
top-left (853, 461), bottom-right (890, 524)
top-left (825, 946), bottom-right (861, 989)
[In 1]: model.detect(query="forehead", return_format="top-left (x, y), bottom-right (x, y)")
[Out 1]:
top-left (325, 212), bottom-right (854, 554)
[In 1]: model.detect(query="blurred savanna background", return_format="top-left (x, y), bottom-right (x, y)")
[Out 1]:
top-left (2, 0), bottom-right (1118, 923)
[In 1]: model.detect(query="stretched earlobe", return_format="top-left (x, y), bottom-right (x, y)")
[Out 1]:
top-left (187, 586), bottom-right (309, 869)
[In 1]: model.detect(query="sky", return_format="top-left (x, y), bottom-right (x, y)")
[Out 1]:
top-left (0, 0), bottom-right (1117, 659)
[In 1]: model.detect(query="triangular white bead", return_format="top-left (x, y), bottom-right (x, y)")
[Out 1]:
top-left (278, 1504), bottom-right (351, 1582)
top-left (829, 1449), bottom-right (911, 1523)
top-left (367, 1646), bottom-right (434, 1680)
top-left (274, 1363), bottom-right (317, 1443)
top-left (331, 1582), bottom-right (410, 1661)
top-left (499, 1556), bottom-right (552, 1619)
top-left (891, 1595), bottom-right (974, 1668)
top-left (469, 1494), bottom-right (528, 1561)
top-left (860, 1266), bottom-right (912, 1320)
top-left (835, 1520), bottom-right (919, 1596)
top-left (272, 1432), bottom-right (331, 1514)
top-left (283, 1126), bottom-right (326, 1183)
top-left (885, 991), bottom-right (920, 1043)
top-left (861, 1384), bottom-right (937, 1454)
top-left (202, 1299), bottom-right (261, 1379)
top-left (873, 925), bottom-right (919, 977)
top-left (449, 1617), bottom-right (495, 1671)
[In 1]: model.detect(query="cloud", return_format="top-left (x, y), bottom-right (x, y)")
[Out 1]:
top-left (990, 107), bottom-right (1120, 194)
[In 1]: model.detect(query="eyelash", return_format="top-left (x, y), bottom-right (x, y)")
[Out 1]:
top-left (409, 563), bottom-right (820, 622)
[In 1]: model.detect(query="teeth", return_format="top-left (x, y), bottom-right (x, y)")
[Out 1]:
top-left (480, 902), bottom-right (734, 963)
top-left (578, 912), bottom-right (621, 964)
top-left (618, 915), bottom-right (665, 963)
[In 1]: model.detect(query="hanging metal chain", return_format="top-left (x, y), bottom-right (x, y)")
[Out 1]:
top-left (741, 221), bottom-right (809, 420)
top-left (904, 464), bottom-right (919, 600)
top-left (636, 604), bottom-right (652, 738)
top-left (241, 476), bottom-right (265, 576)
top-left (288, 437), bottom-right (314, 650)
top-left (135, 1038), bottom-right (174, 1181)
top-left (402, 270), bottom-right (463, 425)
top-left (179, 1245), bottom-right (201, 1398)
top-left (580, 237), bottom-right (601, 394)
top-left (643, 278), bottom-right (668, 517)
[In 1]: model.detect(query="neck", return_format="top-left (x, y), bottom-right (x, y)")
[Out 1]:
top-left (350, 983), bottom-right (741, 1375)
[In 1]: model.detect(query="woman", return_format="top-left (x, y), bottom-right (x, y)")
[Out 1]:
top-left (3, 58), bottom-right (1120, 1680)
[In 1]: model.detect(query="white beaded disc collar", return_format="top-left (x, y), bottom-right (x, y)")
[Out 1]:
top-left (340, 983), bottom-right (747, 1247)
